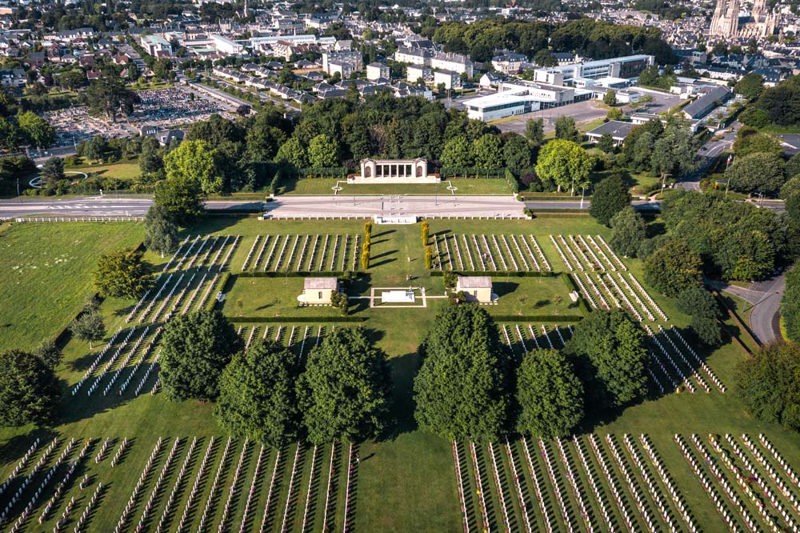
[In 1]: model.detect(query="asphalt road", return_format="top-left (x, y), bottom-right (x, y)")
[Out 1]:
top-left (708, 274), bottom-right (785, 345)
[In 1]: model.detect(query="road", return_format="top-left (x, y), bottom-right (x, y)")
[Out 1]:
top-left (708, 274), bottom-right (785, 345)
top-left (676, 122), bottom-right (739, 191)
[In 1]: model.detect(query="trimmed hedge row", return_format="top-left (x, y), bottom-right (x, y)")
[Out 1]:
top-left (562, 273), bottom-right (592, 316)
top-left (228, 316), bottom-right (367, 323)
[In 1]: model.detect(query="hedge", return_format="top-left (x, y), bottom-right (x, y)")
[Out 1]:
top-left (206, 272), bottom-right (233, 311)
top-left (504, 168), bottom-right (520, 194)
top-left (440, 167), bottom-right (505, 179)
top-left (228, 316), bottom-right (367, 323)
top-left (563, 273), bottom-right (592, 316)
top-left (299, 167), bottom-right (348, 178)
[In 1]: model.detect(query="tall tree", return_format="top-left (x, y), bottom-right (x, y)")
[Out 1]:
top-left (440, 135), bottom-right (474, 169)
top-left (650, 122), bottom-right (697, 183)
top-left (737, 343), bottom-right (800, 432)
top-left (34, 340), bottom-right (62, 369)
top-left (163, 139), bottom-right (222, 195)
top-left (159, 310), bottom-right (243, 401)
top-left (525, 118), bottom-right (545, 147)
top-left (554, 116), bottom-right (579, 142)
top-left (94, 248), bottom-right (153, 299)
top-left (516, 349), bottom-right (584, 438)
top-left (69, 309), bottom-right (106, 349)
top-left (144, 205), bottom-right (179, 256)
top-left (307, 134), bottom-right (341, 168)
top-left (734, 73), bottom-right (765, 101)
top-left (215, 340), bottom-right (299, 446)
top-left (565, 309), bottom-right (649, 409)
top-left (40, 157), bottom-right (65, 185)
top-left (503, 134), bottom-right (532, 172)
top-left (414, 304), bottom-right (509, 442)
top-left (0, 350), bottom-right (61, 426)
top-left (17, 111), bottom-right (54, 148)
top-left (610, 206), bottom-right (646, 258)
top-left (644, 239), bottom-right (702, 297)
top-left (725, 152), bottom-right (786, 196)
top-left (154, 173), bottom-right (205, 226)
top-left (590, 174), bottom-right (631, 226)
top-left (297, 328), bottom-right (391, 444)
top-left (782, 262), bottom-right (800, 343)
top-left (472, 133), bottom-right (502, 169)
top-left (677, 287), bottom-right (723, 346)
top-left (275, 137), bottom-right (308, 168)
top-left (535, 139), bottom-right (593, 194)
top-left (86, 76), bottom-right (140, 122)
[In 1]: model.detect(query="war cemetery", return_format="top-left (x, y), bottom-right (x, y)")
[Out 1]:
top-left (0, 196), bottom-right (798, 533)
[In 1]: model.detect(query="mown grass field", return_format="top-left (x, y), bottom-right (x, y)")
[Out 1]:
top-left (0, 222), bottom-right (144, 352)
top-left (281, 177), bottom-right (514, 196)
top-left (0, 215), bottom-right (799, 532)
top-left (66, 161), bottom-right (142, 181)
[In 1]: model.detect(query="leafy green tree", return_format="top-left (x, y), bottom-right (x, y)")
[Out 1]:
top-left (0, 350), bottom-right (60, 426)
top-left (516, 349), bottom-right (584, 438)
top-left (651, 121), bottom-right (697, 182)
top-left (554, 116), bottom-right (580, 142)
top-left (565, 309), bottom-right (648, 409)
top-left (307, 134), bottom-right (340, 168)
top-left (275, 137), bottom-right (308, 168)
top-left (677, 287), bottom-right (723, 346)
top-left (606, 108), bottom-right (624, 121)
top-left (610, 207), bottom-right (646, 258)
top-left (630, 131), bottom-right (655, 171)
top-left (785, 154), bottom-right (800, 180)
top-left (160, 310), bottom-right (243, 401)
top-left (17, 111), bottom-right (54, 148)
top-left (163, 139), bottom-right (222, 195)
top-left (590, 173), bottom-right (631, 226)
top-left (597, 133), bottom-right (615, 154)
top-left (782, 263), bottom-right (800, 343)
top-left (215, 340), bottom-right (299, 446)
top-left (94, 248), bottom-right (153, 299)
top-left (525, 118), bottom-right (545, 147)
top-left (726, 152), bottom-right (786, 196)
top-left (69, 309), bottom-right (106, 349)
top-left (535, 139), bottom-right (593, 194)
top-left (40, 157), bottom-right (64, 185)
top-left (533, 49), bottom-right (558, 67)
top-left (86, 76), bottom-right (139, 122)
top-left (139, 136), bottom-right (163, 175)
top-left (245, 114), bottom-right (286, 162)
top-left (736, 343), bottom-right (800, 432)
top-left (502, 134), bottom-right (532, 172)
top-left (81, 136), bottom-right (107, 162)
top-left (734, 73), bottom-right (765, 101)
top-left (298, 327), bottom-right (391, 444)
top-left (603, 90), bottom-right (617, 106)
top-left (153, 173), bottom-right (205, 226)
top-left (472, 133), bottom-right (502, 169)
top-left (441, 135), bottom-right (474, 169)
top-left (414, 304), bottom-right (509, 442)
top-left (34, 340), bottom-right (62, 369)
top-left (644, 239), bottom-right (702, 297)
top-left (144, 205), bottom-right (179, 257)
top-left (733, 128), bottom-right (783, 158)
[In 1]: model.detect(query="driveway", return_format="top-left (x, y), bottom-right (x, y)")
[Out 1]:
top-left (708, 273), bottom-right (786, 345)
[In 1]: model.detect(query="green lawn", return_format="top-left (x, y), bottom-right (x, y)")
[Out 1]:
top-left (0, 222), bottom-right (144, 352)
top-left (66, 161), bottom-right (142, 181)
top-left (1, 215), bottom-right (800, 531)
top-left (281, 177), bottom-right (513, 196)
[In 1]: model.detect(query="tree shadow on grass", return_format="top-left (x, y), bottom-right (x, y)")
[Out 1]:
top-left (0, 427), bottom-right (59, 464)
top-left (379, 352), bottom-right (420, 442)
top-left (492, 281), bottom-right (520, 297)
top-left (370, 258), bottom-right (396, 269)
top-left (372, 230), bottom-right (395, 238)
top-left (370, 250), bottom-right (396, 261)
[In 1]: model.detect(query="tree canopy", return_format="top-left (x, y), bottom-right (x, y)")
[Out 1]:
top-left (590, 173), bottom-right (631, 226)
top-left (516, 349), bottom-right (584, 438)
top-left (215, 340), bottom-right (299, 447)
top-left (726, 152), bottom-right (786, 197)
top-left (677, 287), bottom-right (723, 346)
top-left (298, 328), bottom-right (391, 444)
top-left (610, 207), bottom-right (646, 258)
top-left (0, 349), bottom-right (61, 426)
top-left (782, 263), bottom-right (800, 343)
top-left (737, 343), bottom-right (800, 432)
top-left (144, 205), bottom-right (179, 256)
top-left (164, 139), bottom-right (222, 195)
top-left (153, 172), bottom-right (205, 226)
top-left (644, 239), bottom-right (702, 297)
top-left (414, 304), bottom-right (510, 442)
top-left (535, 139), bottom-right (593, 194)
top-left (94, 248), bottom-right (153, 300)
top-left (159, 310), bottom-right (243, 402)
top-left (565, 309), bottom-right (649, 409)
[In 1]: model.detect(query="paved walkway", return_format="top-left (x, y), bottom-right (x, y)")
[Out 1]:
top-left (264, 195), bottom-right (526, 219)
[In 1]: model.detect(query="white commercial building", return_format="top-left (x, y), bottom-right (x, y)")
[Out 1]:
top-left (533, 54), bottom-right (655, 86)
top-left (463, 80), bottom-right (589, 121)
top-left (209, 34), bottom-right (244, 55)
top-left (393, 47), bottom-right (473, 77)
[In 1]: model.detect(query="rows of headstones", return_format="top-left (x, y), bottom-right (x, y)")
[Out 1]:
top-left (499, 323), bottom-right (573, 359)
top-left (677, 432), bottom-right (800, 531)
top-left (452, 433), bottom-right (729, 533)
top-left (236, 324), bottom-right (329, 360)
top-left (433, 233), bottom-right (551, 273)
top-left (644, 324), bottom-right (726, 395)
top-left (550, 234), bottom-right (668, 322)
top-left (68, 235), bottom-right (241, 402)
top-left (240, 233), bottom-right (360, 272)
top-left (0, 435), bottom-right (358, 533)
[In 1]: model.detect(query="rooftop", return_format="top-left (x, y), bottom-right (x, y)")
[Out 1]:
top-left (304, 277), bottom-right (338, 290)
top-left (457, 276), bottom-right (493, 289)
